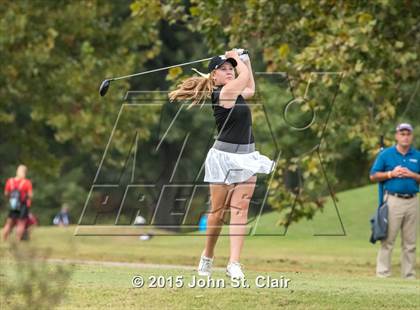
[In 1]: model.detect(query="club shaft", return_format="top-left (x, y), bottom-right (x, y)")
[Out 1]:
top-left (110, 50), bottom-right (248, 81)
top-left (111, 57), bottom-right (213, 81)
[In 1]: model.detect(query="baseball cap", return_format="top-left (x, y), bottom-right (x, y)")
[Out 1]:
top-left (396, 123), bottom-right (413, 132)
top-left (208, 56), bottom-right (237, 73)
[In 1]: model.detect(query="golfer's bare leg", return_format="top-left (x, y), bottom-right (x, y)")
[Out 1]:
top-left (203, 183), bottom-right (234, 258)
top-left (2, 218), bottom-right (14, 241)
top-left (229, 175), bottom-right (257, 263)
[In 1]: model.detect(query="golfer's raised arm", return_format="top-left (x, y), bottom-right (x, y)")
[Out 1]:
top-left (219, 50), bottom-right (250, 108)
top-left (241, 55), bottom-right (255, 99)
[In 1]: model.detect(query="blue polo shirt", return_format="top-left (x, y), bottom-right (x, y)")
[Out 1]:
top-left (370, 145), bottom-right (420, 194)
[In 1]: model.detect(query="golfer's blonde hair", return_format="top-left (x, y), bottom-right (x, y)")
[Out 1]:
top-left (168, 72), bottom-right (215, 110)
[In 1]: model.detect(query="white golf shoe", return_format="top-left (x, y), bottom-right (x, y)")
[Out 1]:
top-left (226, 261), bottom-right (245, 279)
top-left (197, 254), bottom-right (213, 277)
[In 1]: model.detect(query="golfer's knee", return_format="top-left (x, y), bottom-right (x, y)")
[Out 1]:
top-left (207, 211), bottom-right (225, 223)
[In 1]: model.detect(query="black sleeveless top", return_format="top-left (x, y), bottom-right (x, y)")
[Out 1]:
top-left (211, 86), bottom-right (255, 144)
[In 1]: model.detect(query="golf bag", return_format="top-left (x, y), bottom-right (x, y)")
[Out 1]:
top-left (369, 191), bottom-right (389, 244)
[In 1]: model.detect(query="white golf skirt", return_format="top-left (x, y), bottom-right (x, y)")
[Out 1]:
top-left (204, 140), bottom-right (276, 185)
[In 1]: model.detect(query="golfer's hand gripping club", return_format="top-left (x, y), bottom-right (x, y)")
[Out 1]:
top-left (219, 48), bottom-right (249, 61)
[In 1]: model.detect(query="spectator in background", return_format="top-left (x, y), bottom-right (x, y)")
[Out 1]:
top-left (2, 165), bottom-right (33, 241)
top-left (53, 204), bottom-right (70, 226)
top-left (369, 123), bottom-right (420, 279)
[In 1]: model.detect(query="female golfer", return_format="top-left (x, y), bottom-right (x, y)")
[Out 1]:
top-left (169, 50), bottom-right (275, 279)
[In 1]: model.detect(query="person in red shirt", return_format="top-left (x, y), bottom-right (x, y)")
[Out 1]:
top-left (2, 165), bottom-right (33, 241)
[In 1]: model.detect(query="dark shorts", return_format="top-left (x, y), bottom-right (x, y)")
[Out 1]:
top-left (8, 205), bottom-right (29, 220)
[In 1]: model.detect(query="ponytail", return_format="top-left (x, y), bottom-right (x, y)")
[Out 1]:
top-left (168, 72), bottom-right (215, 109)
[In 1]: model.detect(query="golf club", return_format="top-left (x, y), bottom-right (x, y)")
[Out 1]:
top-left (99, 49), bottom-right (249, 96)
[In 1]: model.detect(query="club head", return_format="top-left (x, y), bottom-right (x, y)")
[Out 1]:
top-left (99, 79), bottom-right (111, 96)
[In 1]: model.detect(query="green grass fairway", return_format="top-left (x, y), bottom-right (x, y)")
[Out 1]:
top-left (2, 263), bottom-right (419, 310)
top-left (1, 185), bottom-right (419, 309)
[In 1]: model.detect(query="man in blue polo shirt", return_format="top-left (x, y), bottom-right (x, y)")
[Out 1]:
top-left (370, 123), bottom-right (420, 279)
